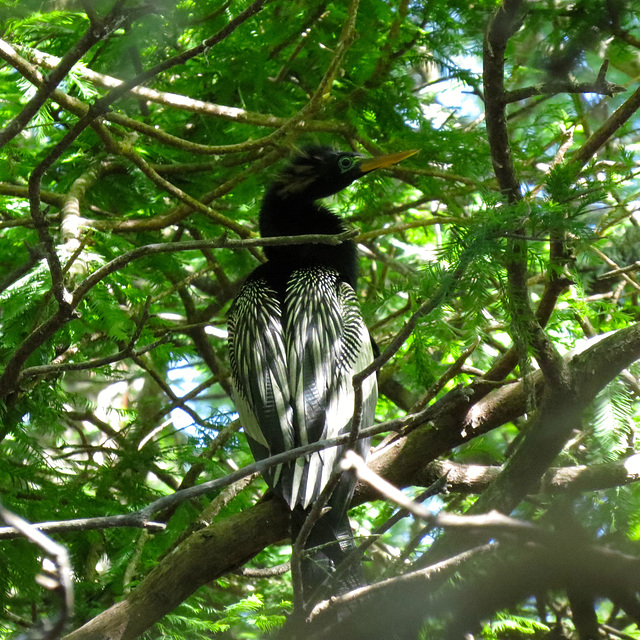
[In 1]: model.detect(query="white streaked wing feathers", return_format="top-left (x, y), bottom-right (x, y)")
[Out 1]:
top-left (230, 268), bottom-right (377, 510)
top-left (229, 278), bottom-right (293, 455)
top-left (285, 270), bottom-right (378, 509)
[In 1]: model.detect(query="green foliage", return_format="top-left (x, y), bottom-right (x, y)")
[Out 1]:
top-left (2, 0), bottom-right (640, 638)
top-left (482, 611), bottom-right (550, 639)
top-left (144, 586), bottom-right (290, 639)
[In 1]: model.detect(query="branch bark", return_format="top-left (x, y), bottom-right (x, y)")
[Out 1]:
top-left (420, 321), bottom-right (640, 564)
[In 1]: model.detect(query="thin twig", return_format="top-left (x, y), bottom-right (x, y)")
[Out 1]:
top-left (307, 474), bottom-right (449, 607)
top-left (290, 469), bottom-right (344, 614)
top-left (590, 245), bottom-right (640, 293)
top-left (0, 245), bottom-right (44, 293)
top-left (237, 563), bottom-right (291, 578)
top-left (1, 38), bottom-right (341, 156)
top-left (410, 338), bottom-right (480, 414)
top-left (0, 230), bottom-right (356, 397)
top-left (504, 74), bottom-right (625, 104)
top-left (356, 217), bottom-right (461, 241)
top-left (350, 251), bottom-right (472, 439)
top-left (20, 335), bottom-right (170, 379)
top-left (72, 230), bottom-right (358, 301)
top-left (88, 0), bottom-right (271, 115)
top-left (600, 260), bottom-right (640, 279)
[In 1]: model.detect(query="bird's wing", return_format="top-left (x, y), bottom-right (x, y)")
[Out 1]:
top-left (228, 275), bottom-right (294, 488)
top-left (284, 268), bottom-right (377, 508)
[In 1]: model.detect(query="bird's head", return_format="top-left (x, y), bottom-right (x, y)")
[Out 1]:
top-left (272, 145), bottom-right (418, 201)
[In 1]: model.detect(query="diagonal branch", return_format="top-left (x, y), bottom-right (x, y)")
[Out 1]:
top-left (86, 0), bottom-right (271, 115)
top-left (0, 38), bottom-right (342, 156)
top-left (350, 240), bottom-right (474, 445)
top-left (1, 504), bottom-right (74, 640)
top-left (368, 322), bottom-right (640, 501)
top-left (4, 0), bottom-right (270, 329)
top-left (420, 321), bottom-right (640, 564)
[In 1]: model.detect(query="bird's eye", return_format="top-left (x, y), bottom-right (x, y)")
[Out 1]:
top-left (338, 156), bottom-right (355, 173)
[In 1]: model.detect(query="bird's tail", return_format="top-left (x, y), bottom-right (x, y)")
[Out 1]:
top-left (291, 493), bottom-right (365, 607)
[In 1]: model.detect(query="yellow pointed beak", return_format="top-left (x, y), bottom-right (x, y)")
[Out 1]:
top-left (359, 149), bottom-right (419, 173)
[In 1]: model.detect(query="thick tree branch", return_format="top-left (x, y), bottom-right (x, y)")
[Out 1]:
top-left (420, 322), bottom-right (640, 564)
top-left (61, 500), bottom-right (290, 640)
top-left (367, 322), bottom-right (640, 498)
top-left (416, 454), bottom-right (640, 495)
top-left (305, 541), bottom-right (640, 640)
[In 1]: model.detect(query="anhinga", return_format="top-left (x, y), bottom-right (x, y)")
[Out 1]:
top-left (228, 145), bottom-right (416, 605)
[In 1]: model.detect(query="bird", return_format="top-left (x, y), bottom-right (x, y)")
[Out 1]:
top-left (227, 145), bottom-right (417, 608)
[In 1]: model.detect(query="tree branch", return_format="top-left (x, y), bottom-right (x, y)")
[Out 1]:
top-left (1, 503), bottom-right (74, 640)
top-left (503, 60), bottom-right (625, 103)
top-left (367, 322), bottom-right (640, 501)
top-left (421, 322), bottom-right (640, 564)
top-left (0, 422), bottom-right (386, 541)
top-left (305, 540), bottom-right (640, 640)
top-left (61, 500), bottom-right (290, 640)
top-left (483, 0), bottom-right (524, 200)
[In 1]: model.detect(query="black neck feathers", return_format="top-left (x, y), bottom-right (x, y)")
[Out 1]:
top-left (258, 148), bottom-right (361, 289)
